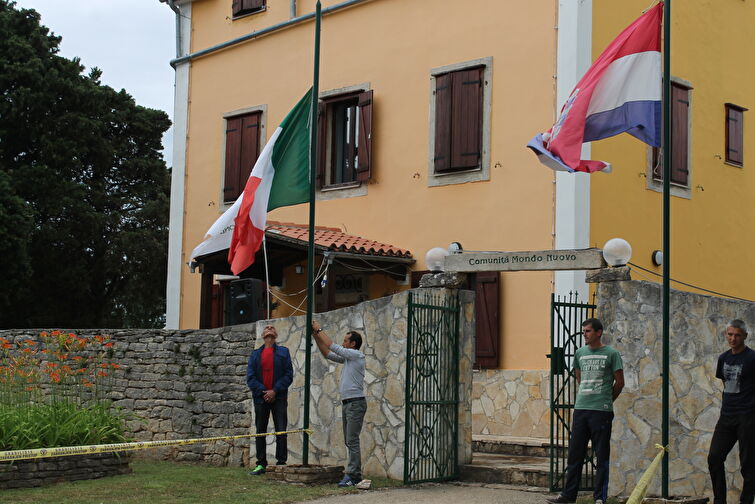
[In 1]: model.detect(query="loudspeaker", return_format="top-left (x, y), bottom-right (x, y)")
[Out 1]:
top-left (229, 278), bottom-right (264, 325)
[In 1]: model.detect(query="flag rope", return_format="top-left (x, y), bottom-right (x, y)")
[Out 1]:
top-left (0, 428), bottom-right (314, 463)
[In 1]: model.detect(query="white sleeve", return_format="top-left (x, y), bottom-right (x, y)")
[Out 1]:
top-left (326, 351), bottom-right (345, 364)
top-left (329, 343), bottom-right (362, 361)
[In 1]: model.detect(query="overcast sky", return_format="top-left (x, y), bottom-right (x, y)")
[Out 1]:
top-left (15, 0), bottom-right (177, 166)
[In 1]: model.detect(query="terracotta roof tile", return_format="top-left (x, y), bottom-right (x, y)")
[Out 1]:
top-left (266, 221), bottom-right (412, 259)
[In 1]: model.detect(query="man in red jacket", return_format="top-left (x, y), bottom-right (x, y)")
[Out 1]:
top-left (246, 324), bottom-right (294, 475)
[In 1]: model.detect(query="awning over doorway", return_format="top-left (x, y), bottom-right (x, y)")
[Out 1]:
top-left (191, 221), bottom-right (414, 285)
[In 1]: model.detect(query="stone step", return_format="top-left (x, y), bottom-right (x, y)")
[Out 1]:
top-left (472, 435), bottom-right (565, 458)
top-left (459, 452), bottom-right (550, 489)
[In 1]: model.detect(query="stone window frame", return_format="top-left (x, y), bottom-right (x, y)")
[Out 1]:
top-left (427, 56), bottom-right (493, 188)
top-left (646, 76), bottom-right (692, 200)
top-left (220, 104), bottom-right (267, 211)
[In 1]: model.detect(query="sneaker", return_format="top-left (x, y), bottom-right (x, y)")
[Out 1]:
top-left (546, 496), bottom-right (575, 504)
top-left (249, 464), bottom-right (266, 475)
top-left (595, 500), bottom-right (604, 504)
top-left (337, 475), bottom-right (356, 487)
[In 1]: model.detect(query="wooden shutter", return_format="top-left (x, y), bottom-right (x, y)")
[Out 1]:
top-left (726, 104), bottom-right (745, 166)
top-left (316, 102), bottom-right (326, 189)
top-left (356, 90), bottom-right (373, 182)
top-left (242, 0), bottom-right (265, 10)
top-left (224, 116), bottom-right (243, 201)
top-left (670, 84), bottom-right (689, 186)
top-left (474, 271), bottom-right (500, 369)
top-left (433, 73), bottom-right (453, 173)
top-left (210, 283), bottom-right (226, 329)
top-left (451, 67), bottom-right (483, 171)
top-left (239, 112), bottom-right (261, 191)
top-left (232, 0), bottom-right (242, 16)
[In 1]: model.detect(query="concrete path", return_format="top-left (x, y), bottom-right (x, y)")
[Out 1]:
top-left (298, 482), bottom-right (552, 504)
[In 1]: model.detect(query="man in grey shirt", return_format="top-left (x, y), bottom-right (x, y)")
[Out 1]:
top-left (312, 320), bottom-right (366, 487)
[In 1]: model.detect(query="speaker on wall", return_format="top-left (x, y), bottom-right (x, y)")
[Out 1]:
top-left (229, 278), bottom-right (264, 325)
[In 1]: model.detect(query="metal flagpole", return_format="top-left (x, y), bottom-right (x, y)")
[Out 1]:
top-left (661, 0), bottom-right (671, 497)
top-left (302, 0), bottom-right (322, 467)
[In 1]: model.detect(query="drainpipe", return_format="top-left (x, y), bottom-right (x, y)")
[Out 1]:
top-left (164, 0), bottom-right (182, 58)
top-left (290, 0), bottom-right (296, 18)
top-left (171, 0), bottom-right (376, 67)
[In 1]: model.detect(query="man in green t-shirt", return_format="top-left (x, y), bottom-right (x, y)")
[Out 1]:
top-left (547, 318), bottom-right (624, 504)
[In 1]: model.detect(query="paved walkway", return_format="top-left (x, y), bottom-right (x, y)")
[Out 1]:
top-left (298, 482), bottom-right (551, 504)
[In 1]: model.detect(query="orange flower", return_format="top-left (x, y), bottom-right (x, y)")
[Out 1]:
top-left (51, 330), bottom-right (61, 336)
top-left (2, 343), bottom-right (11, 349)
top-left (94, 335), bottom-right (105, 343)
top-left (100, 363), bottom-right (108, 368)
top-left (61, 365), bottom-right (72, 373)
top-left (103, 342), bottom-right (114, 348)
top-left (111, 363), bottom-right (121, 369)
top-left (23, 339), bottom-right (36, 346)
top-left (77, 368), bottom-right (87, 374)
top-left (50, 373), bottom-right (61, 383)
top-left (46, 362), bottom-right (58, 368)
top-left (68, 333), bottom-right (76, 338)
top-left (25, 386), bottom-right (34, 392)
top-left (72, 356), bottom-right (83, 361)
top-left (40, 331), bottom-right (49, 337)
top-left (22, 348), bottom-right (32, 354)
top-left (83, 381), bottom-right (93, 388)
top-left (97, 371), bottom-right (108, 377)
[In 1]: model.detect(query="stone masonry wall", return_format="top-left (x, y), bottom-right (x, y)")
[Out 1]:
top-left (472, 369), bottom-right (550, 438)
top-left (0, 288), bottom-right (474, 480)
top-left (598, 280), bottom-right (755, 500)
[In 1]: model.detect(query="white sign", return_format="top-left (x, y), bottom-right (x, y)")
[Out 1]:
top-left (444, 248), bottom-right (606, 272)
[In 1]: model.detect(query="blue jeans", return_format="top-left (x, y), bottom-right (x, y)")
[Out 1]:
top-left (562, 409), bottom-right (614, 502)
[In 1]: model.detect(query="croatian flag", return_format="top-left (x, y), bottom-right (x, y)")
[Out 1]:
top-left (527, 3), bottom-right (663, 173)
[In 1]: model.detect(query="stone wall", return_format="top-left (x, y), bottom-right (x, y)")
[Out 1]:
top-left (598, 280), bottom-right (755, 500)
top-left (472, 369), bottom-right (550, 438)
top-left (0, 453), bottom-right (131, 489)
top-left (0, 288), bottom-right (474, 480)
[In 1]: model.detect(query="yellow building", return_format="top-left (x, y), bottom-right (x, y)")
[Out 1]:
top-left (589, 0), bottom-right (754, 302)
top-left (162, 0), bottom-right (753, 376)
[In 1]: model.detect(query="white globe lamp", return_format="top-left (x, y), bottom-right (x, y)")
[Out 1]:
top-left (602, 238), bottom-right (632, 267)
top-left (425, 247), bottom-right (449, 273)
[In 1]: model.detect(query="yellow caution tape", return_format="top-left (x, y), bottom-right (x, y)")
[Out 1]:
top-left (0, 428), bottom-right (314, 463)
top-left (625, 443), bottom-right (668, 504)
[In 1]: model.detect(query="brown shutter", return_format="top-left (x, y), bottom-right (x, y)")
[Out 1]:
top-left (245, 0), bottom-right (265, 9)
top-left (434, 73), bottom-right (452, 173)
top-left (316, 102), bottom-right (326, 189)
top-left (474, 271), bottom-right (500, 369)
top-left (239, 112), bottom-right (261, 191)
top-left (210, 283), bottom-right (226, 329)
top-left (670, 84), bottom-right (689, 186)
top-left (356, 90), bottom-right (373, 182)
top-left (726, 105), bottom-right (744, 166)
top-left (451, 67), bottom-right (483, 171)
top-left (232, 0), bottom-right (242, 16)
top-left (224, 116), bottom-right (243, 201)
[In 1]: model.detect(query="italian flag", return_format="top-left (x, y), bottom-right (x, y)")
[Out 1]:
top-left (190, 89), bottom-right (312, 272)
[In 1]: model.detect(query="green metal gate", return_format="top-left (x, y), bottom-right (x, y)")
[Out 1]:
top-left (548, 292), bottom-right (597, 492)
top-left (404, 290), bottom-right (460, 484)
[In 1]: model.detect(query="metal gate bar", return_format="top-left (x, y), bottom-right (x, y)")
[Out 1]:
top-left (549, 292), bottom-right (597, 492)
top-left (404, 290), bottom-right (460, 484)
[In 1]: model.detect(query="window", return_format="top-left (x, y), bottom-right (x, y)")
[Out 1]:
top-left (232, 0), bottom-right (265, 18)
top-left (316, 90), bottom-right (373, 189)
top-left (223, 111), bottom-right (262, 203)
top-left (434, 66), bottom-right (483, 173)
top-left (428, 57), bottom-right (492, 187)
top-left (648, 80), bottom-right (692, 197)
top-left (725, 103), bottom-right (746, 166)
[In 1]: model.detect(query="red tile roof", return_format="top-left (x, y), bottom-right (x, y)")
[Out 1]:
top-left (266, 222), bottom-right (413, 259)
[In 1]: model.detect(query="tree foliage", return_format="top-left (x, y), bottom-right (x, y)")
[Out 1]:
top-left (0, 1), bottom-right (171, 328)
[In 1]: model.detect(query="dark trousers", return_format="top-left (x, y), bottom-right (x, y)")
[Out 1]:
top-left (708, 413), bottom-right (755, 504)
top-left (254, 398), bottom-right (288, 467)
top-left (562, 409), bottom-right (614, 502)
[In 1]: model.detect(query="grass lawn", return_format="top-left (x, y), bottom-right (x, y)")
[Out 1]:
top-left (0, 461), bottom-right (403, 504)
